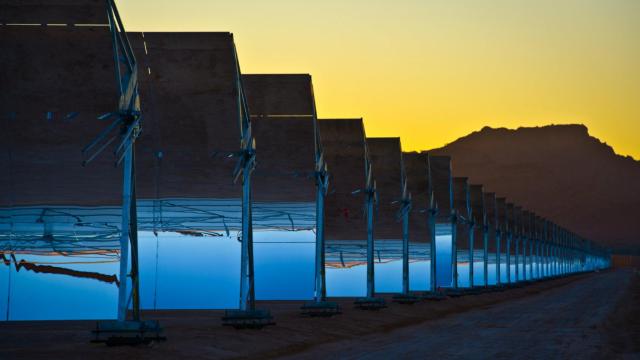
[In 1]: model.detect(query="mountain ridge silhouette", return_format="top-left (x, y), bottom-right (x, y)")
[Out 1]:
top-left (428, 124), bottom-right (639, 254)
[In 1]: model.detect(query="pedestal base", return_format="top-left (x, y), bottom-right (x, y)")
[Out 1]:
top-left (91, 320), bottom-right (165, 346)
top-left (222, 309), bottom-right (275, 329)
top-left (445, 287), bottom-right (482, 297)
top-left (419, 291), bottom-right (448, 301)
top-left (354, 297), bottom-right (387, 310)
top-left (300, 301), bottom-right (341, 317)
top-left (392, 293), bottom-right (421, 304)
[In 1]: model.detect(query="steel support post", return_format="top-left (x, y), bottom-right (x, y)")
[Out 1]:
top-left (129, 150), bottom-right (140, 321)
top-left (483, 225), bottom-right (489, 287)
top-left (401, 202), bottom-right (410, 294)
top-left (313, 183), bottom-right (326, 301)
top-left (506, 232), bottom-right (511, 284)
top-left (560, 247), bottom-right (564, 275)
top-left (117, 143), bottom-right (133, 322)
top-left (523, 237), bottom-right (527, 280)
top-left (530, 238), bottom-right (535, 279)
top-left (536, 240), bottom-right (541, 278)
top-left (531, 237), bottom-right (535, 279)
top-left (543, 222), bottom-right (548, 278)
top-left (366, 191), bottom-right (375, 298)
top-left (496, 230), bottom-right (501, 285)
top-left (515, 234), bottom-right (520, 282)
top-left (452, 214), bottom-right (458, 289)
top-left (429, 214), bottom-right (437, 292)
top-left (310, 84), bottom-right (329, 304)
top-left (554, 245), bottom-right (557, 275)
top-left (231, 42), bottom-right (259, 317)
top-left (547, 243), bottom-right (551, 277)
top-left (468, 222), bottom-right (474, 288)
top-left (239, 166), bottom-right (254, 311)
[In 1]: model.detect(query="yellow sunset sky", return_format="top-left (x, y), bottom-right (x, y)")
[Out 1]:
top-left (116, 0), bottom-right (639, 159)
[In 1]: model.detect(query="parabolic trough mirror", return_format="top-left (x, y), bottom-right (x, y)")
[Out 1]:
top-left (429, 155), bottom-right (454, 288)
top-left (319, 118), bottom-right (371, 297)
top-left (484, 192), bottom-right (499, 285)
top-left (402, 152), bottom-right (433, 291)
top-left (319, 120), bottom-right (429, 297)
top-left (1, 21), bottom-right (125, 320)
top-left (468, 184), bottom-right (486, 287)
top-left (0, 31), bottom-right (321, 320)
top-left (0, 10), bottom-right (612, 323)
top-left (452, 177), bottom-right (472, 288)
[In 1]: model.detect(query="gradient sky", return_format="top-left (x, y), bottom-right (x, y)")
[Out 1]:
top-left (116, 0), bottom-right (639, 159)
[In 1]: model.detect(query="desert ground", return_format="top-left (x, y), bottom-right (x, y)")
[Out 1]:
top-left (0, 269), bottom-right (637, 359)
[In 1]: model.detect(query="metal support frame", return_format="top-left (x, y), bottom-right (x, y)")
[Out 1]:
top-left (354, 143), bottom-right (386, 309)
top-left (536, 233), bottom-right (541, 278)
top-left (391, 173), bottom-right (418, 303)
top-left (515, 230), bottom-right (520, 282)
top-left (483, 220), bottom-right (489, 287)
top-left (544, 242), bottom-right (551, 278)
top-left (544, 242), bottom-right (548, 277)
top-left (523, 235), bottom-right (528, 280)
top-left (312, 160), bottom-right (328, 302)
top-left (222, 44), bottom-right (275, 328)
top-left (300, 83), bottom-right (339, 317)
top-left (506, 230), bottom-right (511, 284)
top-left (364, 144), bottom-right (378, 299)
top-left (468, 217), bottom-right (475, 288)
top-left (552, 225), bottom-right (557, 276)
top-left (530, 232), bottom-right (535, 279)
top-left (530, 225), bottom-right (535, 279)
top-left (82, 0), bottom-right (163, 344)
top-left (451, 210), bottom-right (458, 289)
top-left (429, 209), bottom-right (437, 292)
top-left (310, 87), bottom-right (329, 303)
top-left (301, 83), bottom-right (340, 316)
top-left (399, 160), bottom-right (412, 295)
top-left (232, 45), bottom-right (257, 313)
top-left (495, 229), bottom-right (501, 286)
top-left (553, 226), bottom-right (560, 276)
top-left (543, 221), bottom-right (548, 278)
top-left (81, 0), bottom-right (141, 323)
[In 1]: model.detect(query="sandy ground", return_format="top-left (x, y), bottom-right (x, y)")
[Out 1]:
top-left (284, 269), bottom-right (639, 359)
top-left (0, 269), bottom-right (637, 359)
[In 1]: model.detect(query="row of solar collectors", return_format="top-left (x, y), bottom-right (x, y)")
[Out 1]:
top-left (0, 2), bottom-right (609, 320)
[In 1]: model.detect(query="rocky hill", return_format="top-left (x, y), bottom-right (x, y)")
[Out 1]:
top-left (429, 125), bottom-right (640, 254)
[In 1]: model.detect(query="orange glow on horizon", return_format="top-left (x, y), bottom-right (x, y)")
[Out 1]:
top-left (116, 0), bottom-right (640, 159)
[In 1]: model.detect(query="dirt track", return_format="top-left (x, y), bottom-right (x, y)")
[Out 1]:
top-left (0, 269), bottom-right (637, 359)
top-left (283, 269), bottom-right (638, 359)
